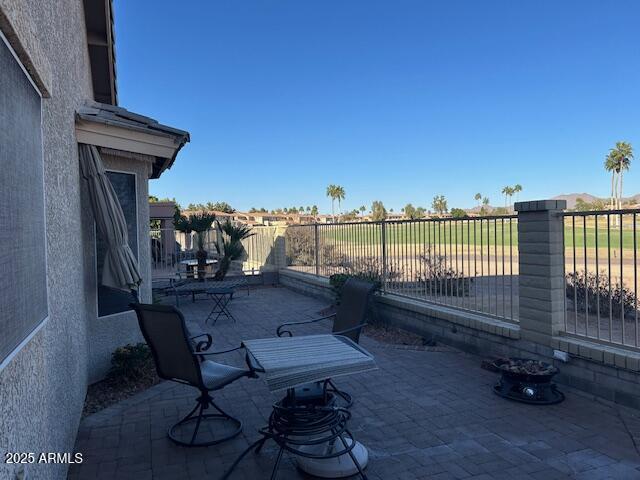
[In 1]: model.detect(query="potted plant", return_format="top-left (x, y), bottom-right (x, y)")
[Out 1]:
top-left (175, 212), bottom-right (216, 280)
top-left (214, 220), bottom-right (255, 280)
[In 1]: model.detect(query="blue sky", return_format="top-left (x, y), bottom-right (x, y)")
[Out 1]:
top-left (114, 0), bottom-right (640, 213)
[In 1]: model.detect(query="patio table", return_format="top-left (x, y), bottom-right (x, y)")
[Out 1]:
top-left (205, 287), bottom-right (235, 324)
top-left (171, 277), bottom-right (248, 306)
top-left (179, 258), bottom-right (217, 278)
top-left (242, 334), bottom-right (377, 392)
top-left (222, 334), bottom-right (377, 479)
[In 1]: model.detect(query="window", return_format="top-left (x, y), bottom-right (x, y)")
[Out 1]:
top-left (96, 171), bottom-right (138, 316)
top-left (0, 32), bottom-right (47, 367)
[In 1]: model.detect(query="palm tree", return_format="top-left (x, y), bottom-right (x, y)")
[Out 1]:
top-left (474, 193), bottom-right (482, 207)
top-left (325, 185), bottom-right (345, 220)
top-left (174, 212), bottom-right (216, 280)
top-left (481, 197), bottom-right (490, 216)
top-left (326, 185), bottom-right (337, 220)
top-left (359, 205), bottom-right (366, 216)
top-left (513, 184), bottom-right (522, 202)
top-left (501, 186), bottom-right (511, 209)
top-left (608, 142), bottom-right (633, 209)
top-left (605, 154), bottom-right (618, 210)
top-left (214, 220), bottom-right (255, 280)
top-left (335, 185), bottom-right (345, 216)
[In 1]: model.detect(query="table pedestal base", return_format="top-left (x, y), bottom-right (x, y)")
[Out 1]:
top-left (220, 390), bottom-right (368, 480)
top-left (296, 438), bottom-right (369, 478)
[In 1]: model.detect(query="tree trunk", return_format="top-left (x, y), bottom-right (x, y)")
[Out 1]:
top-left (612, 172), bottom-right (619, 225)
top-left (610, 172), bottom-right (615, 210)
top-left (619, 171), bottom-right (624, 209)
top-left (196, 249), bottom-right (208, 281)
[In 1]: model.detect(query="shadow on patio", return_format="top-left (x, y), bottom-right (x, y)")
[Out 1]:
top-left (69, 287), bottom-right (640, 480)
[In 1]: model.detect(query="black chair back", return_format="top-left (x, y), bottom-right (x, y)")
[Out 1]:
top-left (131, 303), bottom-right (203, 388)
top-left (332, 278), bottom-right (376, 343)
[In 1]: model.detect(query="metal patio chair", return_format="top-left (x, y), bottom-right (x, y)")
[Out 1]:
top-left (276, 277), bottom-right (377, 408)
top-left (131, 303), bottom-right (256, 447)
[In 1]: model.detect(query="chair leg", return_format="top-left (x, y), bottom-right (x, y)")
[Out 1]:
top-left (168, 392), bottom-right (242, 447)
top-left (220, 437), bottom-right (266, 480)
top-left (327, 379), bottom-right (354, 409)
top-left (337, 433), bottom-right (368, 480)
top-left (269, 446), bottom-right (285, 480)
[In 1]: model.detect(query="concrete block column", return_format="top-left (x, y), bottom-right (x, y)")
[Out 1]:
top-left (515, 200), bottom-right (567, 345)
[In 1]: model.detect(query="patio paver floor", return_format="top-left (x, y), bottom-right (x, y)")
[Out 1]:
top-left (69, 286), bottom-right (640, 479)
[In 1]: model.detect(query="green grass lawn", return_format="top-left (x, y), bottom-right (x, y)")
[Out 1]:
top-left (310, 219), bottom-right (638, 250)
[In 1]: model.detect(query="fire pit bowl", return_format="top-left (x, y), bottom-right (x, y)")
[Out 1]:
top-left (493, 358), bottom-right (564, 405)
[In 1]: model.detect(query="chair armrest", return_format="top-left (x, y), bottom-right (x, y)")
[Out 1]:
top-left (190, 333), bottom-right (213, 352)
top-left (333, 323), bottom-right (367, 338)
top-left (276, 314), bottom-right (336, 337)
top-left (197, 345), bottom-right (243, 355)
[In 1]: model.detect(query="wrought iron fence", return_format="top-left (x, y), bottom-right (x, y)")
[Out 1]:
top-left (563, 209), bottom-right (640, 348)
top-left (285, 216), bottom-right (519, 322)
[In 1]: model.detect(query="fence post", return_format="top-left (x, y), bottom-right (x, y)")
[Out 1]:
top-left (515, 200), bottom-right (567, 345)
top-left (381, 221), bottom-right (387, 292)
top-left (314, 224), bottom-right (320, 276)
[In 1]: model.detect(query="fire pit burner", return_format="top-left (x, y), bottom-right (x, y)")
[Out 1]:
top-left (492, 358), bottom-right (564, 405)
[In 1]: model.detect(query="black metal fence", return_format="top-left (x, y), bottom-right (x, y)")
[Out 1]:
top-left (285, 216), bottom-right (519, 322)
top-left (563, 209), bottom-right (640, 348)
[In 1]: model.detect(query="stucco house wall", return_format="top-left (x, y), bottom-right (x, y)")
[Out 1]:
top-left (0, 1), bottom-right (95, 479)
top-left (85, 151), bottom-right (153, 382)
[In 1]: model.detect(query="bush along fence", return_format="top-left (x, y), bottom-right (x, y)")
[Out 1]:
top-left (279, 200), bottom-right (640, 409)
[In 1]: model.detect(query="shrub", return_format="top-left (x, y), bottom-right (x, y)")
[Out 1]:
top-left (108, 343), bottom-right (155, 382)
top-left (566, 270), bottom-right (637, 318)
top-left (285, 227), bottom-right (345, 267)
top-left (328, 256), bottom-right (396, 305)
top-left (285, 227), bottom-right (316, 266)
top-left (416, 246), bottom-right (473, 296)
top-left (214, 220), bottom-right (254, 280)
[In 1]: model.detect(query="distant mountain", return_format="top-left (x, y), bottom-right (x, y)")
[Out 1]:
top-left (551, 193), bottom-right (601, 209)
top-left (467, 205), bottom-right (496, 213)
top-left (551, 193), bottom-right (640, 209)
top-left (462, 192), bottom-right (640, 213)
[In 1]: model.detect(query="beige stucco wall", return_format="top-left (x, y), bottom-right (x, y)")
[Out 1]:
top-left (85, 152), bottom-right (153, 382)
top-left (0, 2), bottom-right (154, 479)
top-left (0, 1), bottom-right (94, 479)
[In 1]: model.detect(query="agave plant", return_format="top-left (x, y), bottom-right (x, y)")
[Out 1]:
top-left (214, 220), bottom-right (255, 280)
top-left (174, 212), bottom-right (216, 279)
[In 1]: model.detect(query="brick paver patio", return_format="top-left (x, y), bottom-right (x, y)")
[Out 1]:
top-left (69, 286), bottom-right (640, 479)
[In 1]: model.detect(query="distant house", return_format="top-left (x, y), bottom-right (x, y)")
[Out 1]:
top-left (178, 208), bottom-right (327, 226)
top-left (0, 2), bottom-right (188, 478)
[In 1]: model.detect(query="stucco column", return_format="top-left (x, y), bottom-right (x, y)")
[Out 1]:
top-left (159, 219), bottom-right (175, 263)
top-left (515, 200), bottom-right (567, 344)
